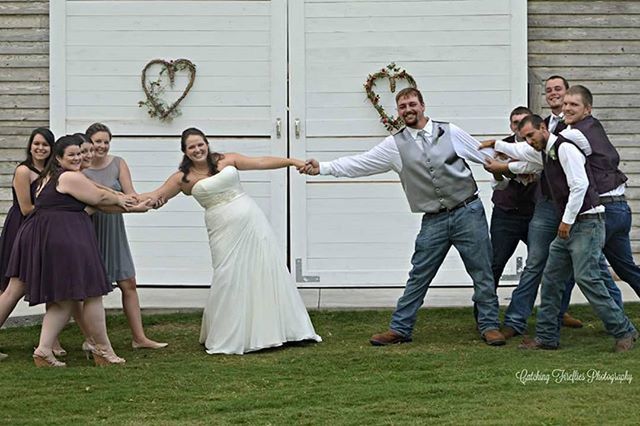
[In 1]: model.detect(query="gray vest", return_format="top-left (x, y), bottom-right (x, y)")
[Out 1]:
top-left (394, 122), bottom-right (477, 213)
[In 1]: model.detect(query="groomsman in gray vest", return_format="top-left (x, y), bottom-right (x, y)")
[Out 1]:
top-left (301, 87), bottom-right (505, 346)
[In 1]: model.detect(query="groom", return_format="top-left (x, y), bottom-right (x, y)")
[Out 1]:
top-left (301, 87), bottom-right (505, 346)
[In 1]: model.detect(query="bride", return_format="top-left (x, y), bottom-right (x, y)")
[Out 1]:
top-left (142, 127), bottom-right (321, 354)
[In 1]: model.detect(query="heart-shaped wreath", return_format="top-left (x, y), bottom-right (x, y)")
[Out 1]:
top-left (364, 63), bottom-right (417, 132)
top-left (138, 58), bottom-right (196, 122)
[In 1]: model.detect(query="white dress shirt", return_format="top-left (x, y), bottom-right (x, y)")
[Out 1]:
top-left (496, 128), bottom-right (625, 197)
top-left (548, 112), bottom-right (564, 134)
top-left (319, 119), bottom-right (494, 177)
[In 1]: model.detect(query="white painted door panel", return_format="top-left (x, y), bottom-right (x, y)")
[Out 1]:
top-left (289, 0), bottom-right (528, 289)
top-left (51, 0), bottom-right (288, 288)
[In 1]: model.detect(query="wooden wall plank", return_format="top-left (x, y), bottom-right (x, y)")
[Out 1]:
top-left (0, 0), bottom-right (49, 217)
top-left (528, 0), bottom-right (640, 258)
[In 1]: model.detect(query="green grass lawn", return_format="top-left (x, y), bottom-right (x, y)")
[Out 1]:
top-left (1, 304), bottom-right (639, 425)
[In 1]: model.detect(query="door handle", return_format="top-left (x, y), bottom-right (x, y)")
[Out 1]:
top-left (275, 118), bottom-right (281, 138)
top-left (294, 118), bottom-right (301, 138)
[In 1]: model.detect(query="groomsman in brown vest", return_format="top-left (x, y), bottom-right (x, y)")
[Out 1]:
top-left (515, 114), bottom-right (637, 351)
top-left (560, 85), bottom-right (640, 301)
top-left (542, 75), bottom-right (585, 328)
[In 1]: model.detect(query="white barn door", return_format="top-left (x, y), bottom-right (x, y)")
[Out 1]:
top-left (289, 0), bottom-right (528, 290)
top-left (49, 0), bottom-right (528, 307)
top-left (50, 0), bottom-right (288, 287)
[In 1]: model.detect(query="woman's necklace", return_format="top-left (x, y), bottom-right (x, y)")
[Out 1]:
top-left (191, 167), bottom-right (210, 177)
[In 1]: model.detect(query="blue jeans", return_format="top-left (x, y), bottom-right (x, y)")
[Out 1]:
top-left (490, 206), bottom-right (531, 286)
top-left (560, 254), bottom-right (623, 316)
top-left (603, 201), bottom-right (640, 296)
top-left (535, 218), bottom-right (636, 347)
top-left (390, 198), bottom-right (500, 336)
top-left (503, 199), bottom-right (558, 334)
top-left (560, 200), bottom-right (639, 313)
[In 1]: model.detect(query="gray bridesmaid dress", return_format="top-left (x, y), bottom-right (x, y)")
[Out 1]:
top-left (83, 156), bottom-right (136, 282)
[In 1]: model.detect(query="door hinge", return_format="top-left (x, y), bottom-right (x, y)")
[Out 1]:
top-left (501, 256), bottom-right (523, 281)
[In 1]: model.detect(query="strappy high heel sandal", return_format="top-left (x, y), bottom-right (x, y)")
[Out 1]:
top-left (52, 347), bottom-right (67, 357)
top-left (33, 349), bottom-right (66, 368)
top-left (91, 345), bottom-right (126, 366)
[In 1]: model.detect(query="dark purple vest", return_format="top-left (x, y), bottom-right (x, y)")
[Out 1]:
top-left (491, 134), bottom-right (536, 215)
top-left (570, 116), bottom-right (627, 194)
top-left (538, 115), bottom-right (568, 200)
top-left (542, 136), bottom-right (601, 217)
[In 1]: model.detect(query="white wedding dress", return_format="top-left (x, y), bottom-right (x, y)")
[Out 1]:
top-left (192, 166), bottom-right (321, 354)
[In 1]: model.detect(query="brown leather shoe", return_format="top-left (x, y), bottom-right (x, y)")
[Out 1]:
top-left (501, 326), bottom-right (521, 340)
top-left (518, 337), bottom-right (558, 350)
top-left (482, 329), bottom-right (506, 346)
top-left (369, 330), bottom-right (411, 346)
top-left (614, 332), bottom-right (638, 353)
top-left (562, 313), bottom-right (583, 328)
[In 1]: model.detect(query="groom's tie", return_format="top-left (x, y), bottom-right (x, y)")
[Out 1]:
top-left (417, 129), bottom-right (430, 150)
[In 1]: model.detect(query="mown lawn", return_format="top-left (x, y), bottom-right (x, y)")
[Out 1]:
top-left (1, 304), bottom-right (639, 425)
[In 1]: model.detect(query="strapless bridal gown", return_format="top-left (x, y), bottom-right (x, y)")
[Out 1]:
top-left (192, 166), bottom-right (321, 354)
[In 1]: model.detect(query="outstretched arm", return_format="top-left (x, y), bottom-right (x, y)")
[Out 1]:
top-left (57, 171), bottom-right (131, 209)
top-left (136, 171), bottom-right (183, 209)
top-left (302, 136), bottom-right (399, 177)
top-left (449, 124), bottom-right (496, 164)
top-left (494, 140), bottom-right (542, 165)
top-left (223, 153), bottom-right (304, 170)
top-left (89, 198), bottom-right (153, 214)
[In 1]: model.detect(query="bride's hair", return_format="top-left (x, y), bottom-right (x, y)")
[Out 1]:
top-left (179, 127), bottom-right (223, 183)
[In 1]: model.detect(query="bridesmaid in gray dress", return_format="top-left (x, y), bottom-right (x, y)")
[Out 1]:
top-left (84, 123), bottom-right (167, 349)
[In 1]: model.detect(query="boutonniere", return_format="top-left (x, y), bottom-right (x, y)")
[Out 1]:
top-left (549, 146), bottom-right (558, 160)
top-left (558, 113), bottom-right (565, 123)
top-left (433, 126), bottom-right (445, 143)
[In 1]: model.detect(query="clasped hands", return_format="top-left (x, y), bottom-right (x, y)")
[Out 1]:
top-left (116, 193), bottom-right (163, 212)
top-left (297, 159), bottom-right (320, 176)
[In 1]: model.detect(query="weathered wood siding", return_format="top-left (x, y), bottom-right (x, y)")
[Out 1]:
top-left (0, 1), bottom-right (49, 224)
top-left (528, 0), bottom-right (640, 254)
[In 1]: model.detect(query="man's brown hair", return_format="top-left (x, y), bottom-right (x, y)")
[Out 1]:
top-left (395, 87), bottom-right (424, 105)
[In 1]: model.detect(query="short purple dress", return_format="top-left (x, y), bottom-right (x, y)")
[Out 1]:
top-left (0, 165), bottom-right (39, 291)
top-left (6, 172), bottom-right (112, 305)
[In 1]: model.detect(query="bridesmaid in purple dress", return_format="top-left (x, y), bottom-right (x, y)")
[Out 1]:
top-left (3, 136), bottom-right (148, 367)
top-left (0, 128), bottom-right (54, 361)
top-left (0, 128), bottom-right (54, 290)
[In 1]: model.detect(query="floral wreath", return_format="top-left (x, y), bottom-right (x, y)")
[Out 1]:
top-left (364, 63), bottom-right (417, 132)
top-left (139, 59), bottom-right (197, 122)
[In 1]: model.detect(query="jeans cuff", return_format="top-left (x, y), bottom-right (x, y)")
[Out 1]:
top-left (503, 320), bottom-right (527, 335)
top-left (477, 324), bottom-right (500, 335)
top-left (388, 327), bottom-right (411, 339)
top-left (535, 337), bottom-right (559, 349)
top-left (617, 330), bottom-right (638, 340)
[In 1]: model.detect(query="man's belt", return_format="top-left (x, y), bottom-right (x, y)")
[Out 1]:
top-left (599, 195), bottom-right (626, 204)
top-left (426, 194), bottom-right (479, 216)
top-left (576, 212), bottom-right (605, 222)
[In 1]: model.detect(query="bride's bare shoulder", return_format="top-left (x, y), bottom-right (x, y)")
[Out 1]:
top-left (214, 152), bottom-right (235, 170)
